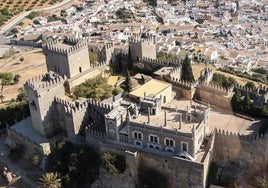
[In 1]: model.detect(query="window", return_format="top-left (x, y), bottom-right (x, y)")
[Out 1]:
top-left (147, 143), bottom-right (161, 150)
top-left (135, 141), bottom-right (142, 146)
top-left (149, 134), bottom-right (159, 144)
top-left (133, 131), bottom-right (143, 140)
top-left (164, 138), bottom-right (175, 147)
top-left (166, 148), bottom-right (174, 152)
top-left (79, 67), bottom-right (82, 73)
top-left (181, 142), bottom-right (188, 152)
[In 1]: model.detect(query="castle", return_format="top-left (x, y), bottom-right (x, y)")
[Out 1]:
top-left (6, 33), bottom-right (268, 187)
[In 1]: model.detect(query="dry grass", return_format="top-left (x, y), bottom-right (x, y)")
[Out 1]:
top-left (192, 63), bottom-right (267, 87)
top-left (0, 49), bottom-right (46, 106)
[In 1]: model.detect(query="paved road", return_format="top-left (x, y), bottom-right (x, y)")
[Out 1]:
top-left (0, 0), bottom-right (74, 35)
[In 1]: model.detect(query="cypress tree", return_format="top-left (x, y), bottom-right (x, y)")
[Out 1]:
top-left (125, 69), bottom-right (132, 93)
top-left (181, 55), bottom-right (195, 82)
top-left (241, 92), bottom-right (251, 112)
top-left (128, 47), bottom-right (133, 71)
top-left (231, 92), bottom-right (242, 111)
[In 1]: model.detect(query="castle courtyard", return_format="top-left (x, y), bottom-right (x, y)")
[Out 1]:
top-left (166, 98), bottom-right (260, 136)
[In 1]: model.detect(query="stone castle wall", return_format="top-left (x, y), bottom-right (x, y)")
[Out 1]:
top-left (213, 129), bottom-right (268, 186)
top-left (7, 128), bottom-right (51, 156)
top-left (196, 84), bottom-right (233, 111)
top-left (92, 138), bottom-right (215, 188)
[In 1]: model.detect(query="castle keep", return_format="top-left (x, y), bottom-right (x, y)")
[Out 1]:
top-left (6, 33), bottom-right (267, 187)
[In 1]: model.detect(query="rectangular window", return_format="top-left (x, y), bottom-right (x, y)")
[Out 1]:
top-left (164, 138), bottom-right (175, 147)
top-left (133, 131), bottom-right (143, 140)
top-left (149, 134), bottom-right (159, 144)
top-left (181, 142), bottom-right (188, 152)
top-left (150, 135), bottom-right (154, 142)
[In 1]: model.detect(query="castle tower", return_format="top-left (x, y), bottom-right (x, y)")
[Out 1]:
top-left (104, 42), bottom-right (114, 64)
top-left (129, 33), bottom-right (156, 62)
top-left (24, 73), bottom-right (65, 138)
top-left (42, 37), bottom-right (91, 79)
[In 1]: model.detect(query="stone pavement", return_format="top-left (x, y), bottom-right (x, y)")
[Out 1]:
top-left (166, 97), bottom-right (260, 135)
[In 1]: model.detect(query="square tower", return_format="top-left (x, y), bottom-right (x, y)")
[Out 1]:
top-left (24, 73), bottom-right (66, 138)
top-left (129, 33), bottom-right (156, 62)
top-left (42, 37), bottom-right (91, 79)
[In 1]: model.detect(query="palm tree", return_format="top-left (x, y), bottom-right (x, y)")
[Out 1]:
top-left (39, 172), bottom-right (61, 188)
top-left (0, 95), bottom-right (4, 103)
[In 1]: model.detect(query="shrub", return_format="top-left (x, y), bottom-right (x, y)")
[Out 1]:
top-left (101, 152), bottom-right (126, 175)
top-left (8, 144), bottom-right (25, 161)
top-left (30, 154), bottom-right (40, 166)
top-left (27, 11), bottom-right (39, 20)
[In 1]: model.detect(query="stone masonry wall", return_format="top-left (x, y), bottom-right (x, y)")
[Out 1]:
top-left (196, 88), bottom-right (232, 111)
top-left (213, 130), bottom-right (268, 187)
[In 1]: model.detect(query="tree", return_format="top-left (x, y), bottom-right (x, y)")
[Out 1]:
top-left (13, 74), bottom-right (21, 84)
top-left (128, 47), bottom-right (133, 71)
top-left (39, 172), bottom-right (61, 188)
top-left (181, 55), bottom-right (195, 82)
top-left (245, 81), bottom-right (256, 90)
top-left (27, 11), bottom-right (39, 20)
top-left (124, 69), bottom-right (132, 93)
top-left (46, 141), bottom-right (100, 187)
top-left (101, 152), bottom-right (119, 175)
top-left (241, 93), bottom-right (251, 112)
top-left (0, 94), bottom-right (4, 103)
top-left (231, 92), bottom-right (241, 111)
top-left (0, 72), bottom-right (13, 92)
top-left (73, 75), bottom-right (113, 101)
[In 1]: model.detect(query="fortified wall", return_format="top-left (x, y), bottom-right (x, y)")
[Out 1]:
top-left (213, 129), bottom-right (268, 186)
top-left (171, 78), bottom-right (198, 99)
top-left (195, 83), bottom-right (233, 111)
top-left (91, 132), bottom-right (215, 188)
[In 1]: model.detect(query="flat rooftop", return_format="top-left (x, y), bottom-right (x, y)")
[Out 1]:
top-left (131, 109), bottom-right (199, 134)
top-left (54, 42), bottom-right (74, 50)
top-left (154, 66), bottom-right (174, 76)
top-left (129, 79), bottom-right (171, 98)
top-left (170, 98), bottom-right (260, 135)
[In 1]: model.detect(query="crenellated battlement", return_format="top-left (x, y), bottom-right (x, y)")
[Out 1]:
top-left (85, 128), bottom-right (106, 139)
top-left (198, 83), bottom-right (231, 96)
top-left (54, 97), bottom-right (74, 115)
top-left (171, 78), bottom-right (198, 90)
top-left (129, 33), bottom-right (156, 44)
top-left (88, 99), bottom-right (113, 111)
top-left (214, 128), bottom-right (268, 142)
top-left (24, 73), bottom-right (65, 94)
top-left (169, 66), bottom-right (182, 77)
top-left (54, 97), bottom-right (90, 116)
top-left (105, 42), bottom-right (114, 50)
top-left (43, 37), bottom-right (89, 56)
top-left (90, 60), bottom-right (108, 68)
top-left (140, 57), bottom-right (181, 67)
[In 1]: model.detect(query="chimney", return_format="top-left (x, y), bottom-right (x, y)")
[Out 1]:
top-left (179, 113), bottom-right (182, 129)
top-left (164, 111), bottom-right (167, 127)
top-left (148, 107), bottom-right (150, 123)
